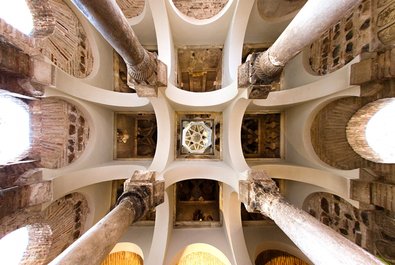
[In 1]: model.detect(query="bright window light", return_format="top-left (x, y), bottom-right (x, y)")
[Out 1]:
top-left (0, 227), bottom-right (30, 265)
top-left (365, 100), bottom-right (395, 163)
top-left (0, 0), bottom-right (34, 35)
top-left (0, 95), bottom-right (30, 165)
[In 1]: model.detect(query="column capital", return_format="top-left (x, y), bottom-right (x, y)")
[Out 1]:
top-left (127, 55), bottom-right (167, 97)
top-left (117, 170), bottom-right (164, 220)
top-left (237, 52), bottom-right (280, 99)
top-left (239, 169), bottom-right (280, 217)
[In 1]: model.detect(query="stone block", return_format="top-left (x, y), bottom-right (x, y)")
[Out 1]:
top-left (0, 181), bottom-right (52, 218)
top-left (239, 169), bottom-right (279, 214)
top-left (371, 182), bottom-right (395, 212)
top-left (123, 170), bottom-right (164, 209)
top-left (350, 180), bottom-right (371, 204)
top-left (30, 57), bottom-right (54, 86)
top-left (350, 58), bottom-right (375, 85)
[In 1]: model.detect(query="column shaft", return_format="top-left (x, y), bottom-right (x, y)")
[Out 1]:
top-left (255, 0), bottom-right (362, 78)
top-left (266, 195), bottom-right (382, 265)
top-left (49, 199), bottom-right (135, 265)
top-left (70, 0), bottom-right (155, 81)
top-left (240, 171), bottom-right (384, 265)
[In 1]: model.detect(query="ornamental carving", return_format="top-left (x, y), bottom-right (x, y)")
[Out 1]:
top-left (182, 121), bottom-right (212, 154)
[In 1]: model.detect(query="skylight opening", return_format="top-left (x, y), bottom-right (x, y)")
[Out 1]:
top-left (0, 0), bottom-right (34, 35)
top-left (0, 94), bottom-right (31, 165)
top-left (0, 227), bottom-right (30, 265)
top-left (365, 100), bottom-right (395, 163)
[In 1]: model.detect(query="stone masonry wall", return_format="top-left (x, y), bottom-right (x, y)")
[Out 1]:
top-left (172, 0), bottom-right (228, 20)
top-left (116, 0), bottom-right (145, 18)
top-left (40, 0), bottom-right (93, 78)
top-left (309, 0), bottom-right (395, 75)
top-left (0, 193), bottom-right (89, 264)
top-left (30, 98), bottom-right (90, 169)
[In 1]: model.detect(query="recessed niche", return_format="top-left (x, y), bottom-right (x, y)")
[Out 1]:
top-left (176, 112), bottom-right (221, 159)
top-left (114, 113), bottom-right (157, 159)
top-left (241, 113), bottom-right (282, 159)
top-left (174, 179), bottom-right (221, 227)
top-left (177, 47), bottom-right (222, 92)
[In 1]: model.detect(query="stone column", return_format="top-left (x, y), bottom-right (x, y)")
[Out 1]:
top-left (239, 0), bottom-right (362, 97)
top-left (240, 170), bottom-right (384, 265)
top-left (70, 0), bottom-right (166, 97)
top-left (49, 170), bottom-right (164, 265)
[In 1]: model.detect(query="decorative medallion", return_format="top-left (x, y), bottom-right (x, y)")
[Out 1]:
top-left (182, 121), bottom-right (212, 154)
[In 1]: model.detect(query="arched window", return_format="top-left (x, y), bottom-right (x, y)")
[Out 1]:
top-left (0, 94), bottom-right (31, 165)
top-left (0, 0), bottom-right (33, 35)
top-left (365, 99), bottom-right (395, 163)
top-left (0, 225), bottom-right (52, 265)
top-left (0, 227), bottom-right (29, 264)
top-left (347, 98), bottom-right (395, 163)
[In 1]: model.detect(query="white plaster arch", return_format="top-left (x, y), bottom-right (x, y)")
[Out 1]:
top-left (164, 0), bottom-right (237, 45)
top-left (223, 92), bottom-right (250, 173)
top-left (252, 57), bottom-right (360, 108)
top-left (165, 81), bottom-right (238, 108)
top-left (149, 89), bottom-right (175, 172)
top-left (222, 0), bottom-right (255, 85)
top-left (55, 70), bottom-right (150, 108)
top-left (145, 190), bottom-right (171, 265)
top-left (167, 0), bottom-right (234, 26)
top-left (110, 242), bottom-right (145, 259)
top-left (251, 164), bottom-right (359, 207)
top-left (148, 0), bottom-right (174, 82)
top-left (222, 188), bottom-right (252, 265)
top-left (162, 161), bottom-right (239, 190)
top-left (46, 164), bottom-right (148, 200)
top-left (284, 86), bottom-right (361, 176)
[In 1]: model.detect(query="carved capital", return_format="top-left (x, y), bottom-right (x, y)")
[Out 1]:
top-left (238, 52), bottom-right (281, 98)
top-left (117, 170), bottom-right (164, 221)
top-left (239, 169), bottom-right (280, 218)
top-left (126, 54), bottom-right (167, 97)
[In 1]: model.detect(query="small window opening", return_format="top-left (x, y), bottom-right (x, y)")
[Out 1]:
top-left (365, 100), bottom-right (395, 163)
top-left (0, 0), bottom-right (34, 35)
top-left (0, 94), bottom-right (31, 165)
top-left (0, 227), bottom-right (29, 264)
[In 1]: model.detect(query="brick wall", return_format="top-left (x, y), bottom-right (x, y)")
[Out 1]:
top-left (172, 0), bottom-right (228, 20)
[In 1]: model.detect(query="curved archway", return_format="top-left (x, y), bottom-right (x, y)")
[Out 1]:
top-left (255, 249), bottom-right (309, 265)
top-left (43, 192), bottom-right (89, 263)
top-left (40, 0), bottom-right (93, 78)
top-left (172, 243), bottom-right (232, 265)
top-left (0, 94), bottom-right (30, 165)
top-left (0, 224), bottom-right (52, 265)
top-left (33, 97), bottom-right (90, 169)
top-left (310, 96), bottom-right (363, 169)
top-left (347, 98), bottom-right (395, 163)
top-left (101, 251), bottom-right (143, 265)
top-left (0, 0), bottom-right (33, 35)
